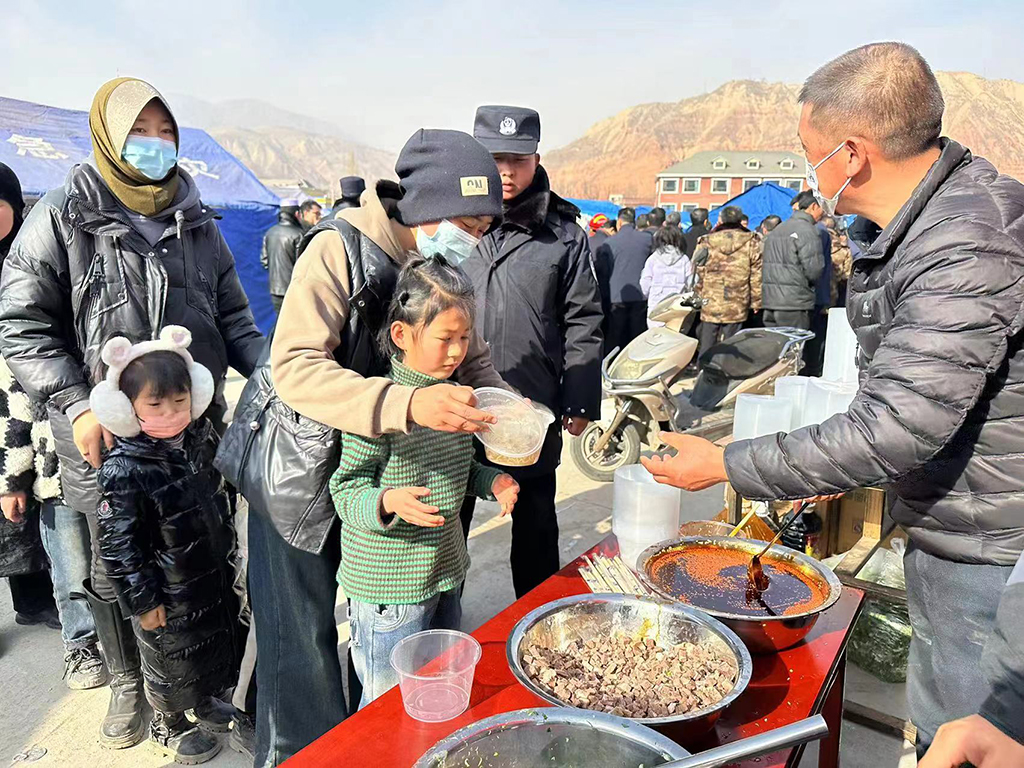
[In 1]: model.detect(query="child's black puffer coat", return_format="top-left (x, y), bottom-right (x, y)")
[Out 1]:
top-left (97, 418), bottom-right (236, 712)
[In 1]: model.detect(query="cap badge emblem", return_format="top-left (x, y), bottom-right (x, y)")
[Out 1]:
top-left (499, 117), bottom-right (517, 136)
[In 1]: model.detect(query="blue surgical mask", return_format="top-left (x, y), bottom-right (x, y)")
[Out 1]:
top-left (122, 136), bottom-right (178, 181)
top-left (415, 220), bottom-right (481, 265)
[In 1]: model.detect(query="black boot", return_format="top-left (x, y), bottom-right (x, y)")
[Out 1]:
top-left (149, 710), bottom-right (221, 765)
top-left (186, 695), bottom-right (236, 734)
top-left (81, 581), bottom-right (147, 749)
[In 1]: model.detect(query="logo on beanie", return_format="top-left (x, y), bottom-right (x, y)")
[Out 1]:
top-left (460, 176), bottom-right (490, 197)
top-left (499, 117), bottom-right (517, 136)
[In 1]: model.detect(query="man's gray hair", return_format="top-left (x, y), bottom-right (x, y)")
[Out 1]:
top-left (799, 42), bottom-right (944, 161)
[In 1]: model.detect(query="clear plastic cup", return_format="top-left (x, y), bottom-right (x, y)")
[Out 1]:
top-left (472, 388), bottom-right (555, 467)
top-left (612, 465), bottom-right (681, 570)
top-left (390, 630), bottom-right (482, 722)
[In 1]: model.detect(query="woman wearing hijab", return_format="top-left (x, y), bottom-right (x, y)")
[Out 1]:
top-left (0, 163), bottom-right (109, 690)
top-left (0, 79), bottom-right (263, 761)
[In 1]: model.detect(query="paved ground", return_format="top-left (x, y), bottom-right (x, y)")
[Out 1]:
top-left (0, 383), bottom-right (916, 767)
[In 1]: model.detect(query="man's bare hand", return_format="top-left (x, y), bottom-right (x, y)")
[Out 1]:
top-left (919, 714), bottom-right (1024, 767)
top-left (139, 605), bottom-right (167, 631)
top-left (1, 492), bottom-right (28, 523)
top-left (383, 487), bottom-right (445, 528)
top-left (409, 385), bottom-right (495, 434)
top-left (562, 416), bottom-right (589, 436)
top-left (639, 432), bottom-right (728, 491)
top-left (72, 410), bottom-right (115, 469)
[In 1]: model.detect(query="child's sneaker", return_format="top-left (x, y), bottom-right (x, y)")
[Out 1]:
top-left (149, 711), bottom-right (221, 765)
top-left (186, 696), bottom-right (235, 734)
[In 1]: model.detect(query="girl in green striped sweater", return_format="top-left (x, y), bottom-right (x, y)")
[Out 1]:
top-left (330, 256), bottom-right (519, 709)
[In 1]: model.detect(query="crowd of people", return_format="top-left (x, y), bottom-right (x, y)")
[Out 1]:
top-left (1, 41), bottom-right (1023, 768)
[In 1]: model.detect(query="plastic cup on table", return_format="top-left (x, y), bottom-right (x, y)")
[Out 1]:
top-left (612, 464), bottom-right (681, 570)
top-left (732, 394), bottom-right (793, 440)
top-left (390, 629), bottom-right (482, 722)
top-left (802, 379), bottom-right (858, 427)
top-left (822, 308), bottom-right (860, 384)
top-left (775, 375), bottom-right (812, 430)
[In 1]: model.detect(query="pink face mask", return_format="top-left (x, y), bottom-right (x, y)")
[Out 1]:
top-left (138, 410), bottom-right (191, 440)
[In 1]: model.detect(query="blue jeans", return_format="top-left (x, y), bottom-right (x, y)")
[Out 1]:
top-left (248, 509), bottom-right (347, 767)
top-left (905, 542), bottom-right (1014, 757)
top-left (349, 587), bottom-right (462, 710)
top-left (38, 503), bottom-right (96, 650)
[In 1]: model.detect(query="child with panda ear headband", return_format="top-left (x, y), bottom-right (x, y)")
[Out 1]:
top-left (88, 326), bottom-right (237, 758)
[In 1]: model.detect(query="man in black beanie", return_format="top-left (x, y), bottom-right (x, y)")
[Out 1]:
top-left (461, 106), bottom-right (604, 598)
top-left (246, 129), bottom-right (511, 765)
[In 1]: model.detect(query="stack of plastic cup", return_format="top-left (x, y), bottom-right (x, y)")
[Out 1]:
top-left (802, 379), bottom-right (858, 427)
top-left (612, 465), bottom-right (681, 571)
top-left (732, 394), bottom-right (793, 441)
top-left (774, 376), bottom-right (812, 430)
top-left (822, 308), bottom-right (859, 384)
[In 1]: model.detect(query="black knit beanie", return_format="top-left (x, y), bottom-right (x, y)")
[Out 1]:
top-left (394, 129), bottom-right (502, 227)
top-left (0, 162), bottom-right (25, 260)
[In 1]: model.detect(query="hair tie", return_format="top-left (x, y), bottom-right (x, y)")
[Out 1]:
top-left (399, 290), bottom-right (411, 305)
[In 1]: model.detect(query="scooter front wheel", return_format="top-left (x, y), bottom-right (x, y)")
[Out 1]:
top-left (570, 422), bottom-right (642, 483)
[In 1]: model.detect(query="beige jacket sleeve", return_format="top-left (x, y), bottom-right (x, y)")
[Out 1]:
top-left (270, 230), bottom-right (508, 439)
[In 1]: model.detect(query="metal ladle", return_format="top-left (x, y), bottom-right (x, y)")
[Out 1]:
top-left (661, 714), bottom-right (829, 768)
top-left (747, 502), bottom-right (809, 593)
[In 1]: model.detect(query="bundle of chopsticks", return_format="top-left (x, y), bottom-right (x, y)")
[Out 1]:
top-left (579, 554), bottom-right (650, 596)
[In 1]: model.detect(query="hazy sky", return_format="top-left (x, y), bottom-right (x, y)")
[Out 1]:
top-left (6, 0), bottom-right (1024, 152)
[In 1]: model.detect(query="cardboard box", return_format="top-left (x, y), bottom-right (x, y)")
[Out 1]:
top-left (835, 487), bottom-right (887, 554)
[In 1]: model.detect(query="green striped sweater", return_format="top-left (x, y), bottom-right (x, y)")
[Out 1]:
top-left (330, 359), bottom-right (504, 604)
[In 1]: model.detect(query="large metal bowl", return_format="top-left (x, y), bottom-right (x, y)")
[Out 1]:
top-left (506, 593), bottom-right (752, 744)
top-left (413, 708), bottom-right (691, 767)
top-left (637, 536), bottom-right (843, 654)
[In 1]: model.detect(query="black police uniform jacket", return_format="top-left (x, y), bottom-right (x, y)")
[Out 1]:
top-left (462, 166), bottom-right (603, 475)
top-left (96, 419), bottom-right (236, 712)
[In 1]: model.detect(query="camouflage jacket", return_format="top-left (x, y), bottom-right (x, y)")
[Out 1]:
top-left (828, 228), bottom-right (853, 306)
top-left (694, 228), bottom-right (763, 323)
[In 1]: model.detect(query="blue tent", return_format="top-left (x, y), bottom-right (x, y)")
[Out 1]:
top-left (564, 197), bottom-right (620, 220)
top-left (0, 96), bottom-right (279, 333)
top-left (707, 181), bottom-right (797, 230)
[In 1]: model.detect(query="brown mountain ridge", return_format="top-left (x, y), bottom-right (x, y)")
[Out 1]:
top-left (544, 72), bottom-right (1024, 201)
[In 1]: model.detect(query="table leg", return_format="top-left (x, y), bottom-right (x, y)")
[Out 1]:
top-left (818, 650), bottom-right (847, 768)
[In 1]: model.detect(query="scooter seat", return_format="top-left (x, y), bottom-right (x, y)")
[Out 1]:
top-left (698, 329), bottom-right (791, 379)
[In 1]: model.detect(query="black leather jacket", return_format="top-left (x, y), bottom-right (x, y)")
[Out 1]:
top-left (726, 140), bottom-right (1024, 565)
top-left (0, 164), bottom-right (263, 513)
top-left (97, 420), bottom-right (236, 711)
top-left (260, 210), bottom-right (303, 297)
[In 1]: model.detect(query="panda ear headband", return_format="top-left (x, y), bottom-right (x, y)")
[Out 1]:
top-left (89, 325), bottom-right (215, 438)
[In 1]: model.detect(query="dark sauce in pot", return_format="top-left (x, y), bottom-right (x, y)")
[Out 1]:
top-left (647, 544), bottom-right (829, 617)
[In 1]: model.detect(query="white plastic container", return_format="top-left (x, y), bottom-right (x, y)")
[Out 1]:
top-left (612, 465), bottom-right (681, 571)
top-left (472, 388), bottom-right (555, 467)
top-left (774, 375), bottom-right (812, 430)
top-left (802, 379), bottom-right (858, 427)
top-left (822, 308), bottom-right (859, 384)
top-left (390, 630), bottom-right (481, 722)
top-left (732, 394), bottom-right (793, 440)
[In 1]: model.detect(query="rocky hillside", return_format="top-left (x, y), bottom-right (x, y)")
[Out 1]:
top-left (544, 72), bottom-right (1024, 200)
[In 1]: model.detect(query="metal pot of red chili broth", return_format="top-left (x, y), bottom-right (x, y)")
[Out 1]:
top-left (636, 536), bottom-right (842, 654)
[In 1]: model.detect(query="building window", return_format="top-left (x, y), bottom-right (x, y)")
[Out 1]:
top-left (745, 159), bottom-right (760, 170)
top-left (681, 203), bottom-right (699, 212)
top-left (780, 159), bottom-right (795, 170)
top-left (712, 158), bottom-right (727, 170)
top-left (661, 178), bottom-right (678, 193)
top-left (711, 178), bottom-right (730, 195)
top-left (783, 179), bottom-right (802, 191)
top-left (709, 204), bottom-right (722, 211)
top-left (742, 178), bottom-right (761, 192)
top-left (662, 203), bottom-right (676, 213)
top-left (682, 178), bottom-right (700, 194)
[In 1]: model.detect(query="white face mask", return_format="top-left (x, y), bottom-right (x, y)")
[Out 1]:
top-left (806, 141), bottom-right (852, 217)
top-left (415, 220), bottom-right (481, 265)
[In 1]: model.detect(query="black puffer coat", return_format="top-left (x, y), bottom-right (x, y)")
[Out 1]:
top-left (760, 210), bottom-right (825, 310)
top-left (96, 419), bottom-right (236, 712)
top-left (462, 166), bottom-right (603, 475)
top-left (725, 140), bottom-right (1024, 565)
top-left (0, 164), bottom-right (264, 514)
top-left (260, 209), bottom-right (303, 297)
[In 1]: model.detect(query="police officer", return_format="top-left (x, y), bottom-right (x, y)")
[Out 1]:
top-left (461, 106), bottom-right (603, 598)
top-left (323, 175), bottom-right (366, 220)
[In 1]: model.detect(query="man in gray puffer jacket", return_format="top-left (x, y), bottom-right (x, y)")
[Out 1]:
top-left (639, 43), bottom-right (1024, 758)
top-left (760, 191), bottom-right (825, 329)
